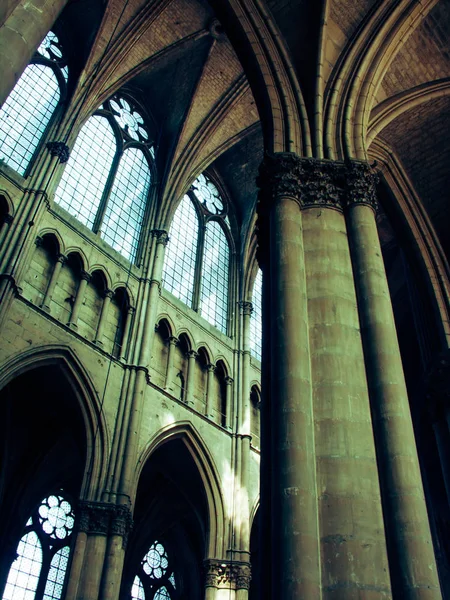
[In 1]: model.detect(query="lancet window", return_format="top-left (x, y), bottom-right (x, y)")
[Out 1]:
top-left (250, 269), bottom-right (262, 360)
top-left (2, 493), bottom-right (75, 600)
top-left (162, 174), bottom-right (231, 334)
top-left (131, 541), bottom-right (177, 600)
top-left (0, 32), bottom-right (68, 176)
top-left (54, 96), bottom-right (154, 263)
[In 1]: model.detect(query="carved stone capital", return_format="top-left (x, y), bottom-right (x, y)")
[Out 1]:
top-left (239, 301), bottom-right (253, 316)
top-left (152, 229), bottom-right (169, 246)
top-left (257, 152), bottom-right (304, 204)
top-left (297, 158), bottom-right (344, 210)
top-left (103, 289), bottom-right (114, 300)
top-left (224, 376), bottom-right (234, 386)
top-left (56, 253), bottom-right (67, 265)
top-left (204, 560), bottom-right (251, 590)
top-left (78, 502), bottom-right (133, 544)
top-left (80, 270), bottom-right (91, 282)
top-left (206, 363), bottom-right (216, 374)
top-left (3, 214), bottom-right (13, 225)
top-left (186, 350), bottom-right (198, 360)
top-left (168, 336), bottom-right (178, 346)
top-left (35, 235), bottom-right (44, 248)
top-left (344, 161), bottom-right (379, 212)
top-left (47, 141), bottom-right (70, 164)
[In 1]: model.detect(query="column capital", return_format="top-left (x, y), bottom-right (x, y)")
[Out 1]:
top-left (56, 253), bottom-right (67, 265)
top-left (239, 300), bottom-right (253, 316)
top-left (204, 559), bottom-right (251, 590)
top-left (186, 349), bottom-right (198, 359)
top-left (344, 160), bottom-right (379, 212)
top-left (3, 214), bottom-right (13, 225)
top-left (47, 141), bottom-right (70, 164)
top-left (103, 288), bottom-right (114, 299)
top-left (152, 229), bottom-right (169, 246)
top-left (224, 376), bottom-right (234, 385)
top-left (168, 335), bottom-right (178, 346)
top-left (206, 363), bottom-right (216, 373)
top-left (78, 501), bottom-right (133, 546)
top-left (80, 270), bottom-right (91, 282)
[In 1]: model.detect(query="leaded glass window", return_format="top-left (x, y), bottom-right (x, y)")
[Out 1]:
top-left (2, 494), bottom-right (75, 600)
top-left (0, 31), bottom-right (67, 176)
top-left (250, 269), bottom-right (262, 361)
top-left (131, 541), bottom-right (177, 600)
top-left (54, 95), bottom-right (154, 263)
top-left (162, 173), bottom-right (231, 335)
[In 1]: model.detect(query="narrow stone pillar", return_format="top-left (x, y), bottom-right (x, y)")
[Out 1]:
top-left (205, 364), bottom-right (216, 418)
top-left (0, 214), bottom-right (13, 256)
top-left (64, 530), bottom-right (87, 600)
top-left (256, 153), bottom-right (320, 597)
top-left (165, 336), bottom-right (178, 390)
top-left (345, 161), bottom-right (442, 598)
top-left (100, 505), bottom-right (133, 600)
top-left (68, 270), bottom-right (90, 328)
top-left (204, 560), bottom-right (251, 600)
top-left (95, 289), bottom-right (113, 345)
top-left (40, 252), bottom-right (66, 311)
top-left (185, 350), bottom-right (198, 405)
top-left (240, 301), bottom-right (253, 434)
top-left (119, 306), bottom-right (135, 360)
top-left (224, 376), bottom-right (233, 429)
top-left (0, 0), bottom-right (69, 107)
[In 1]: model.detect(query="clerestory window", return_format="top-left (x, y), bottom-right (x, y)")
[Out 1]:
top-left (53, 96), bottom-right (154, 263)
top-left (2, 493), bottom-right (75, 600)
top-left (131, 540), bottom-right (177, 600)
top-left (162, 174), bottom-right (231, 334)
top-left (0, 32), bottom-right (68, 177)
top-left (250, 269), bottom-right (262, 361)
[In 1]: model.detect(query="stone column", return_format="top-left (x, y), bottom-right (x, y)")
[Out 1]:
top-left (0, 214), bottom-right (13, 256)
top-left (224, 376), bottom-right (233, 429)
top-left (299, 158), bottom-right (391, 598)
top-left (66, 502), bottom-right (133, 600)
top-left (95, 289), bottom-right (113, 345)
top-left (240, 301), bottom-right (253, 434)
top-left (119, 306), bottom-right (135, 361)
top-left (256, 153), bottom-right (321, 597)
top-left (68, 270), bottom-right (90, 328)
top-left (185, 350), bottom-right (198, 405)
top-left (0, 0), bottom-right (69, 107)
top-left (205, 364), bottom-right (216, 419)
top-left (165, 336), bottom-right (178, 390)
top-left (345, 161), bottom-right (442, 598)
top-left (40, 252), bottom-right (66, 312)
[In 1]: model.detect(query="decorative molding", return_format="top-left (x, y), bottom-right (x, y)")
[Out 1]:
top-left (47, 141), bottom-right (70, 164)
top-left (78, 502), bottom-right (133, 546)
top-left (239, 301), bottom-right (253, 316)
top-left (204, 560), bottom-right (251, 590)
top-left (344, 161), bottom-right (379, 212)
top-left (152, 229), bottom-right (169, 246)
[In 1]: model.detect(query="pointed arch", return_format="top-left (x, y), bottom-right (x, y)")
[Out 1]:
top-left (37, 228), bottom-right (65, 255)
top-left (0, 345), bottom-right (110, 501)
top-left (136, 422), bottom-right (226, 558)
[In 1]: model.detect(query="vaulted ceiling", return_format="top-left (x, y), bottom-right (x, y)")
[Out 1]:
top-left (55, 0), bottom-right (450, 259)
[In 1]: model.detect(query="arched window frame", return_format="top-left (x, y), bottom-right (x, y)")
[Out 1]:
top-left (163, 173), bottom-right (234, 335)
top-left (130, 539), bottom-right (179, 600)
top-left (0, 31), bottom-right (68, 178)
top-left (2, 491), bottom-right (75, 600)
top-left (54, 94), bottom-right (156, 265)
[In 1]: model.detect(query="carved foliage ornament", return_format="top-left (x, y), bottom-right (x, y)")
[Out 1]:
top-left (345, 161), bottom-right (379, 211)
top-left (47, 141), bottom-right (70, 164)
top-left (78, 502), bottom-right (133, 547)
top-left (204, 560), bottom-right (251, 590)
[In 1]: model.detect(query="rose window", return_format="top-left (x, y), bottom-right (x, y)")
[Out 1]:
top-left (110, 97), bottom-right (149, 141)
top-left (38, 495), bottom-right (75, 539)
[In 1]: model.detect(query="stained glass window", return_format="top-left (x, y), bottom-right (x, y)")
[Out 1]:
top-left (250, 269), bottom-right (262, 361)
top-left (0, 31), bottom-right (66, 176)
top-left (200, 221), bottom-right (229, 333)
top-left (2, 494), bottom-right (74, 600)
top-left (162, 195), bottom-right (199, 306)
top-left (162, 173), bottom-right (231, 334)
top-left (132, 540), bottom-right (176, 600)
top-left (53, 95), bottom-right (153, 263)
top-left (54, 116), bottom-right (116, 227)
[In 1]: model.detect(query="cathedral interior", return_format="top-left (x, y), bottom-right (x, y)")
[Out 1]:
top-left (0, 0), bottom-right (449, 598)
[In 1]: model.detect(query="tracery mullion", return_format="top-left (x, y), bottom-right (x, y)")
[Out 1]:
top-left (189, 193), bottom-right (206, 312)
top-left (32, 530), bottom-right (52, 600)
top-left (91, 119), bottom-right (123, 234)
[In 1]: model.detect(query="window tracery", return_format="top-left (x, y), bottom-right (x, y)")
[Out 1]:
top-left (131, 541), bottom-right (177, 600)
top-left (54, 95), bottom-right (154, 263)
top-left (2, 494), bottom-right (75, 600)
top-left (250, 269), bottom-right (262, 360)
top-left (162, 173), bottom-right (231, 334)
top-left (0, 31), bottom-right (67, 176)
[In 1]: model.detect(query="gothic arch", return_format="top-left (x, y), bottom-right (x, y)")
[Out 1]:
top-left (136, 421), bottom-right (226, 558)
top-left (0, 344), bottom-right (110, 501)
